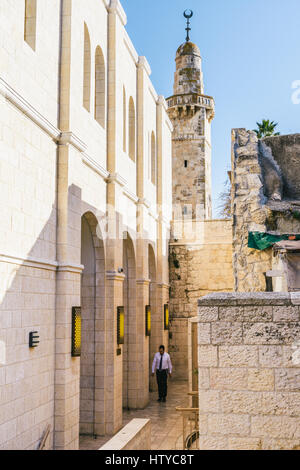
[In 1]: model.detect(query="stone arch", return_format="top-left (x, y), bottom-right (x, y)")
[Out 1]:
top-left (24, 0), bottom-right (37, 50)
top-left (83, 23), bottom-right (91, 112)
top-left (122, 233), bottom-right (137, 409)
top-left (80, 212), bottom-right (105, 437)
top-left (151, 131), bottom-right (156, 185)
top-left (128, 97), bottom-right (136, 162)
top-left (94, 46), bottom-right (105, 128)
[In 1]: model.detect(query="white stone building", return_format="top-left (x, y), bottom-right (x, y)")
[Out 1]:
top-left (0, 0), bottom-right (173, 450)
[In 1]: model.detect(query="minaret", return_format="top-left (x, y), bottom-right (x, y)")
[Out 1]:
top-left (168, 11), bottom-right (215, 381)
top-left (167, 10), bottom-right (215, 228)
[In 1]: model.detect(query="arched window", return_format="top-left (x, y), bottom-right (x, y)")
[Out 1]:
top-left (151, 131), bottom-right (156, 185)
top-left (95, 46), bottom-right (105, 128)
top-left (24, 0), bottom-right (37, 50)
top-left (83, 23), bottom-right (91, 112)
top-left (123, 87), bottom-right (126, 153)
top-left (128, 97), bottom-right (136, 162)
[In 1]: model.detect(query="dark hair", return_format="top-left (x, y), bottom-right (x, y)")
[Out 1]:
top-left (159, 345), bottom-right (165, 351)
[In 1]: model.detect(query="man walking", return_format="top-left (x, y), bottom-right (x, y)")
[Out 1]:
top-left (152, 345), bottom-right (172, 402)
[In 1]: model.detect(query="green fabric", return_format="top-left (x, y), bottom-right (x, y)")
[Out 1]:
top-left (248, 232), bottom-right (300, 251)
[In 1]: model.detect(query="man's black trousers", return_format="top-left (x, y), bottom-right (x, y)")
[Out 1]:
top-left (156, 369), bottom-right (168, 399)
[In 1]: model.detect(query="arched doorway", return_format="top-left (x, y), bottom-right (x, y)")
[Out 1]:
top-left (80, 212), bottom-right (105, 437)
top-left (122, 233), bottom-right (136, 409)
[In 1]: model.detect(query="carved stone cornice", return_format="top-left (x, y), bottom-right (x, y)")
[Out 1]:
top-left (108, 0), bottom-right (127, 26)
top-left (106, 271), bottom-right (126, 281)
top-left (59, 131), bottom-right (87, 152)
top-left (0, 76), bottom-right (61, 141)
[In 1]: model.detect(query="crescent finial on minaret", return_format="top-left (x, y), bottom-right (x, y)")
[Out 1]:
top-left (183, 10), bottom-right (193, 42)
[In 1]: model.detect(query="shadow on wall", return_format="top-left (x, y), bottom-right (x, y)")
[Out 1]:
top-left (0, 183), bottom-right (105, 450)
top-left (0, 204), bottom-right (58, 450)
top-left (262, 134), bottom-right (300, 201)
top-left (0, 180), bottom-right (161, 449)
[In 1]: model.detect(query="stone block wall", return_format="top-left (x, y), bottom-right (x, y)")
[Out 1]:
top-left (169, 220), bottom-right (234, 380)
top-left (197, 293), bottom-right (300, 450)
top-left (99, 419), bottom-right (151, 450)
top-left (231, 129), bottom-right (271, 292)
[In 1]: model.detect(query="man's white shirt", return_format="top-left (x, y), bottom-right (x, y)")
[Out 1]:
top-left (152, 352), bottom-right (172, 374)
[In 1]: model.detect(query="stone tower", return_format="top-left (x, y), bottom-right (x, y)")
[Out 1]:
top-left (167, 13), bottom-right (216, 380)
top-left (166, 33), bottom-right (215, 225)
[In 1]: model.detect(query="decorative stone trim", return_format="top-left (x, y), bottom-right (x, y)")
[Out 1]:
top-left (138, 56), bottom-right (151, 76)
top-left (106, 271), bottom-right (126, 281)
top-left (157, 283), bottom-right (170, 289)
top-left (0, 252), bottom-right (86, 274)
top-left (59, 131), bottom-right (87, 153)
top-left (148, 208), bottom-right (159, 221)
top-left (107, 172), bottom-right (127, 188)
top-left (123, 187), bottom-right (139, 204)
top-left (138, 198), bottom-right (151, 209)
top-left (109, 0), bottom-right (127, 26)
top-left (82, 153), bottom-right (110, 180)
top-left (0, 76), bottom-right (61, 141)
top-left (198, 292), bottom-right (292, 307)
top-left (165, 118), bottom-right (173, 133)
top-left (169, 241), bottom-right (232, 247)
top-left (157, 95), bottom-right (167, 110)
top-left (100, 418), bottom-right (151, 451)
top-left (157, 96), bottom-right (173, 131)
top-left (189, 316), bottom-right (199, 323)
top-left (123, 34), bottom-right (138, 65)
top-left (159, 215), bottom-right (171, 227)
top-left (148, 85), bottom-right (157, 105)
top-left (57, 263), bottom-right (84, 274)
top-left (136, 279), bottom-right (151, 286)
top-left (0, 252), bottom-right (58, 271)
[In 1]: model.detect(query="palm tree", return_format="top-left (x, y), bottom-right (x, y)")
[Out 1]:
top-left (254, 119), bottom-right (280, 139)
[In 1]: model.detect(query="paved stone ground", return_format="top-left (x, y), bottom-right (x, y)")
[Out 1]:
top-left (79, 381), bottom-right (189, 450)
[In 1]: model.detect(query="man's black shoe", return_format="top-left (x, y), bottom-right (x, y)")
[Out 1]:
top-left (157, 398), bottom-right (162, 402)
top-left (162, 397), bottom-right (166, 402)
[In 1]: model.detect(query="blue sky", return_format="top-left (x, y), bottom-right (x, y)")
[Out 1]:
top-left (121, 0), bottom-right (300, 217)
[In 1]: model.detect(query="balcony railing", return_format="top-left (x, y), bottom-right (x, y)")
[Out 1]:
top-left (175, 407), bottom-right (199, 450)
top-left (166, 93), bottom-right (214, 110)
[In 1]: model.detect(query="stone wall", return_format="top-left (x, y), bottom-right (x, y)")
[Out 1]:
top-left (99, 419), bottom-right (151, 451)
top-left (231, 129), bottom-right (300, 293)
top-left (0, 0), bottom-right (172, 450)
top-left (231, 129), bottom-right (271, 292)
top-left (169, 220), bottom-right (234, 380)
top-left (263, 134), bottom-right (300, 200)
top-left (197, 293), bottom-right (300, 450)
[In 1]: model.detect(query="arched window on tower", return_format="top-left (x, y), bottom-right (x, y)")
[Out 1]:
top-left (24, 0), bottom-right (37, 50)
top-left (123, 87), bottom-right (126, 152)
top-left (95, 46), bottom-right (105, 128)
top-left (83, 23), bottom-right (91, 112)
top-left (128, 97), bottom-right (136, 162)
top-left (151, 131), bottom-right (156, 185)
